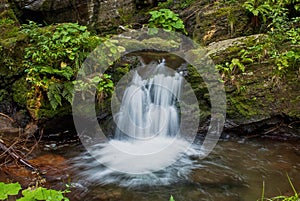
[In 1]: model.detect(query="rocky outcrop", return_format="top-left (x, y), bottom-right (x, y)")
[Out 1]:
top-left (0, 0), bottom-right (10, 12)
top-left (180, 0), bottom-right (252, 45)
top-left (9, 0), bottom-right (135, 32)
top-left (206, 35), bottom-right (300, 121)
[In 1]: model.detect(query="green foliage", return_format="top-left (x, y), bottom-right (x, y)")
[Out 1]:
top-left (0, 9), bottom-right (20, 40)
top-left (158, 0), bottom-right (196, 9)
top-left (20, 21), bottom-right (110, 118)
top-left (175, 0), bottom-right (196, 9)
top-left (0, 182), bottom-right (22, 200)
top-left (222, 0), bottom-right (300, 83)
top-left (93, 38), bottom-right (126, 67)
top-left (94, 74), bottom-right (114, 95)
top-left (216, 58), bottom-right (246, 82)
top-left (0, 182), bottom-right (70, 201)
top-left (169, 195), bottom-right (175, 201)
top-left (222, 0), bottom-right (239, 5)
top-left (267, 10), bottom-right (300, 77)
top-left (268, 0), bottom-right (300, 10)
top-left (74, 74), bottom-right (114, 101)
top-left (286, 27), bottom-right (300, 44)
top-left (158, 0), bottom-right (173, 8)
top-left (17, 187), bottom-right (70, 201)
top-left (274, 50), bottom-right (300, 74)
top-left (243, 0), bottom-right (271, 18)
top-left (243, 0), bottom-right (300, 30)
top-left (243, 0), bottom-right (272, 25)
top-left (148, 9), bottom-right (187, 35)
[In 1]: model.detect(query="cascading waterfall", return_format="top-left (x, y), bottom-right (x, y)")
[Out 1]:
top-left (115, 62), bottom-right (181, 141)
top-left (74, 60), bottom-right (201, 186)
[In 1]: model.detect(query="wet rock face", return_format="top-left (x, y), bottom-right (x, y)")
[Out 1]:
top-left (10, 0), bottom-right (135, 31)
top-left (11, 0), bottom-right (89, 24)
top-left (0, 0), bottom-right (10, 13)
top-left (181, 1), bottom-right (252, 45)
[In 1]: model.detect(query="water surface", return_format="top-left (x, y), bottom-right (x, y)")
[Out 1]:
top-left (58, 139), bottom-right (300, 201)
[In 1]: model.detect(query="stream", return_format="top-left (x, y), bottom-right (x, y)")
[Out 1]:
top-left (42, 138), bottom-right (300, 201)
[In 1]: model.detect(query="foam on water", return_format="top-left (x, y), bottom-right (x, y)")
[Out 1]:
top-left (73, 61), bottom-right (202, 186)
top-left (74, 139), bottom-right (201, 186)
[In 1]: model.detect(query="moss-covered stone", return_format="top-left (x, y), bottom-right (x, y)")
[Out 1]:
top-left (0, 8), bottom-right (20, 40)
top-left (0, 89), bottom-right (9, 102)
top-left (180, 1), bottom-right (251, 45)
top-left (224, 63), bottom-right (300, 123)
top-left (0, 4), bottom-right (27, 106)
top-left (12, 77), bottom-right (29, 107)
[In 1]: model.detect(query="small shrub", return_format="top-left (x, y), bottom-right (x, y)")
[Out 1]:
top-left (0, 182), bottom-right (70, 201)
top-left (0, 182), bottom-right (21, 200)
top-left (148, 9), bottom-right (187, 35)
top-left (20, 22), bottom-right (116, 119)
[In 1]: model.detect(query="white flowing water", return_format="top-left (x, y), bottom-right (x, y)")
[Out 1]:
top-left (74, 61), bottom-right (201, 186)
top-left (115, 62), bottom-right (181, 140)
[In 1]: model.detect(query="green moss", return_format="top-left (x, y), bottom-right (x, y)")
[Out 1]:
top-left (0, 9), bottom-right (18, 23)
top-left (12, 78), bottom-right (30, 107)
top-left (37, 104), bottom-right (72, 119)
top-left (0, 89), bottom-right (9, 102)
top-left (117, 8), bottom-right (133, 23)
top-left (227, 95), bottom-right (261, 119)
top-left (0, 9), bottom-right (21, 40)
top-left (142, 37), bottom-right (181, 50)
top-left (215, 6), bottom-right (232, 18)
top-left (215, 45), bottom-right (243, 64)
top-left (184, 64), bottom-right (211, 120)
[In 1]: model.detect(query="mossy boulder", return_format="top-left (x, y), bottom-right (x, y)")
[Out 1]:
top-left (208, 36), bottom-right (300, 124)
top-left (180, 0), bottom-right (252, 45)
top-left (0, 2), bottom-right (27, 105)
top-left (12, 77), bottom-right (29, 107)
top-left (8, 0), bottom-right (135, 33)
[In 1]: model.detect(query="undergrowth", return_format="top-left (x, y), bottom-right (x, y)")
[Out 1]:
top-left (0, 182), bottom-right (70, 201)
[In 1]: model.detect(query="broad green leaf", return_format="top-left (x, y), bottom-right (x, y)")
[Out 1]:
top-left (92, 76), bottom-right (101, 83)
top-left (286, 51), bottom-right (295, 58)
top-left (0, 182), bottom-right (22, 200)
top-left (253, 10), bottom-right (259, 16)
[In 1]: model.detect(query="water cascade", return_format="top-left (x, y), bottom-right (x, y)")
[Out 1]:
top-left (75, 61), bottom-right (201, 186)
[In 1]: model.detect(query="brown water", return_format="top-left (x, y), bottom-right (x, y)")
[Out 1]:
top-left (52, 139), bottom-right (300, 201)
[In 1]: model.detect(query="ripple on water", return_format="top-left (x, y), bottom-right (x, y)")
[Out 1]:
top-left (68, 140), bottom-right (300, 201)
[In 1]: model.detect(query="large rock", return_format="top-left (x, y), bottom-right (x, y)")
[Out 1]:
top-left (205, 35), bottom-right (300, 136)
top-left (10, 0), bottom-right (135, 32)
top-left (180, 0), bottom-right (252, 45)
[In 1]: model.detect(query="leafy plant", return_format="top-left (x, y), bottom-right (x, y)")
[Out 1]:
top-left (274, 50), bottom-right (300, 74)
top-left (176, 0), bottom-right (196, 9)
top-left (266, 9), bottom-right (300, 77)
top-left (169, 195), bottom-right (175, 201)
top-left (258, 174), bottom-right (299, 201)
top-left (268, 0), bottom-right (300, 11)
top-left (233, 0), bottom-right (300, 81)
top-left (74, 74), bottom-right (114, 102)
top-left (148, 9), bottom-right (187, 35)
top-left (243, 0), bottom-right (272, 28)
top-left (0, 182), bottom-right (22, 200)
top-left (0, 182), bottom-right (70, 201)
top-left (17, 187), bottom-right (70, 201)
top-left (216, 58), bottom-right (245, 81)
top-left (21, 21), bottom-right (107, 118)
